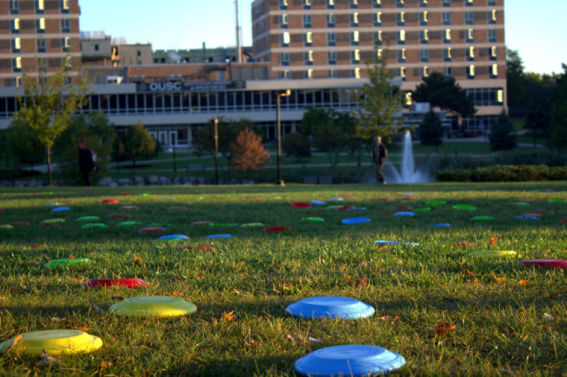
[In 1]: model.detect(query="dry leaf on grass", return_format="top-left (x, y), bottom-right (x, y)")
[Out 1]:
top-left (463, 269), bottom-right (475, 276)
top-left (10, 335), bottom-right (23, 349)
top-left (171, 290), bottom-right (183, 297)
top-left (221, 311), bottom-right (236, 322)
top-left (286, 333), bottom-right (306, 344)
top-left (495, 277), bottom-right (507, 283)
top-left (543, 313), bottom-right (555, 321)
top-left (519, 280), bottom-right (533, 286)
top-left (133, 255), bottom-right (144, 264)
top-left (377, 315), bottom-right (400, 322)
top-left (433, 322), bottom-right (456, 336)
top-left (489, 236), bottom-right (498, 246)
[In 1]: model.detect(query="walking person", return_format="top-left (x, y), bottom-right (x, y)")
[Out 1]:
top-left (373, 136), bottom-right (388, 184)
top-left (78, 141), bottom-right (95, 188)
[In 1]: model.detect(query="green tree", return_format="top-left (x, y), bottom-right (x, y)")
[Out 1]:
top-left (547, 64), bottom-right (567, 150)
top-left (413, 72), bottom-right (476, 119)
top-left (506, 48), bottom-right (526, 110)
top-left (283, 132), bottom-right (311, 166)
top-left (354, 56), bottom-right (404, 141)
top-left (4, 119), bottom-right (44, 170)
top-left (489, 110), bottom-right (517, 151)
top-left (418, 110), bottom-right (444, 146)
top-left (192, 118), bottom-right (256, 161)
top-left (15, 64), bottom-right (89, 185)
top-left (229, 128), bottom-right (271, 173)
top-left (524, 109), bottom-right (551, 146)
top-left (53, 112), bottom-right (115, 184)
top-left (123, 122), bottom-right (157, 167)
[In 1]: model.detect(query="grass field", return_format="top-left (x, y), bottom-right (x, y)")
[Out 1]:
top-left (0, 182), bottom-right (566, 376)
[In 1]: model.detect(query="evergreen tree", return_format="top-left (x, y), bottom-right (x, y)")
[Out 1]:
top-left (547, 64), bottom-right (567, 150)
top-left (413, 72), bottom-right (476, 118)
top-left (418, 110), bottom-right (444, 146)
top-left (4, 119), bottom-right (44, 170)
top-left (489, 111), bottom-right (517, 151)
top-left (229, 128), bottom-right (271, 173)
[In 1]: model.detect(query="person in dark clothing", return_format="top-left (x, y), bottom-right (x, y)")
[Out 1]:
top-left (78, 141), bottom-right (95, 187)
top-left (373, 136), bottom-right (388, 184)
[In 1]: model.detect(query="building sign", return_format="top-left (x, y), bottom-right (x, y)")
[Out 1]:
top-left (144, 81), bottom-right (244, 92)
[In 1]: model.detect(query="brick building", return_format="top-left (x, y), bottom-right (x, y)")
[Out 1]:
top-left (0, 0), bottom-right (81, 86)
top-left (252, 0), bottom-right (507, 131)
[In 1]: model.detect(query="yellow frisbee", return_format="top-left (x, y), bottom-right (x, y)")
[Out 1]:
top-left (109, 296), bottom-right (197, 318)
top-left (0, 330), bottom-right (103, 355)
top-left (470, 250), bottom-right (517, 257)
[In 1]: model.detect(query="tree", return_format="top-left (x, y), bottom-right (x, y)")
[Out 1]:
top-left (53, 112), bottom-right (115, 184)
top-left (489, 110), bottom-right (517, 151)
top-left (229, 128), bottom-right (271, 173)
top-left (15, 64), bottom-right (89, 185)
top-left (524, 109), bottom-right (551, 146)
top-left (123, 122), bottom-right (157, 167)
top-left (506, 48), bottom-right (526, 110)
top-left (192, 118), bottom-right (256, 161)
top-left (354, 55), bottom-right (404, 141)
top-left (418, 110), bottom-right (444, 146)
top-left (4, 119), bottom-right (44, 170)
top-left (283, 132), bottom-right (311, 166)
top-left (413, 72), bottom-right (476, 120)
top-left (547, 64), bottom-right (567, 150)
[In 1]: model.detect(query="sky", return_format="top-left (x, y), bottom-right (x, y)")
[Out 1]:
top-left (79, 0), bottom-right (567, 75)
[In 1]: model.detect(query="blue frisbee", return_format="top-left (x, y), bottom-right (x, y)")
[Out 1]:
top-left (51, 206), bottom-right (70, 213)
top-left (375, 240), bottom-right (420, 247)
top-left (158, 234), bottom-right (190, 241)
top-left (286, 296), bottom-right (375, 320)
top-left (394, 211), bottom-right (415, 217)
top-left (516, 215), bottom-right (539, 220)
top-left (327, 197), bottom-right (344, 201)
top-left (205, 234), bottom-right (234, 239)
top-left (430, 223), bottom-right (451, 228)
top-left (341, 217), bottom-right (370, 225)
top-left (294, 345), bottom-right (406, 377)
top-left (310, 200), bottom-right (326, 206)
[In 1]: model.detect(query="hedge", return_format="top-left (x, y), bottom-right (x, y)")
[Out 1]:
top-left (437, 165), bottom-right (567, 182)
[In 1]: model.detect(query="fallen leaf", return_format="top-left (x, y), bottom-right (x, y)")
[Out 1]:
top-left (99, 361), bottom-right (114, 369)
top-left (79, 326), bottom-right (89, 331)
top-left (196, 275), bottom-right (205, 280)
top-left (69, 255), bottom-right (75, 259)
top-left (377, 315), bottom-right (400, 321)
top-left (489, 237), bottom-right (498, 246)
top-left (232, 288), bottom-right (251, 297)
top-left (221, 311), bottom-right (236, 322)
top-left (287, 333), bottom-right (305, 344)
top-left (496, 368), bottom-right (513, 375)
top-left (308, 336), bottom-right (321, 343)
top-left (377, 245), bottom-right (389, 251)
top-left (10, 335), bottom-right (23, 349)
top-left (463, 269), bottom-right (475, 276)
top-left (37, 351), bottom-right (58, 367)
top-left (171, 290), bottom-right (183, 297)
top-left (495, 277), bottom-right (507, 283)
top-left (51, 317), bottom-right (66, 323)
top-left (519, 280), bottom-right (533, 286)
top-left (543, 313), bottom-right (555, 321)
top-left (433, 322), bottom-right (456, 336)
top-left (355, 276), bottom-right (368, 287)
top-left (346, 275), bottom-right (352, 281)
top-left (133, 255), bottom-right (144, 264)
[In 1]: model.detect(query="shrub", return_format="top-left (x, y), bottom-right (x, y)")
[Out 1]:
top-left (437, 165), bottom-right (567, 182)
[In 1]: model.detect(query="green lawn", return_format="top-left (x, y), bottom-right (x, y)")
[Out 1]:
top-left (0, 183), bottom-right (566, 376)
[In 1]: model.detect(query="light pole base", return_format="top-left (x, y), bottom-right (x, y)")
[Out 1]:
top-left (276, 180), bottom-right (285, 186)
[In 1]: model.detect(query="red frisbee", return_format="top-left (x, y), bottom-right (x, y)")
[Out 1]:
top-left (101, 199), bottom-right (119, 204)
top-left (519, 259), bottom-right (567, 269)
top-left (522, 213), bottom-right (542, 217)
top-left (28, 244), bottom-right (47, 249)
top-left (262, 226), bottom-right (289, 233)
top-left (10, 221), bottom-right (30, 226)
top-left (452, 242), bottom-right (475, 247)
top-left (291, 202), bottom-right (312, 209)
top-left (533, 210), bottom-right (554, 214)
top-left (184, 246), bottom-right (215, 251)
top-left (561, 219), bottom-right (567, 224)
top-left (120, 205), bottom-right (138, 210)
top-left (396, 206), bottom-right (412, 210)
top-left (402, 197), bottom-right (417, 201)
top-left (377, 198), bottom-right (393, 202)
top-left (191, 221), bottom-right (212, 226)
top-left (338, 205), bottom-right (356, 211)
top-left (110, 213), bottom-right (131, 219)
top-left (120, 192), bottom-right (131, 196)
top-left (82, 278), bottom-right (149, 288)
top-left (137, 227), bottom-right (165, 234)
top-left (383, 211), bottom-right (395, 215)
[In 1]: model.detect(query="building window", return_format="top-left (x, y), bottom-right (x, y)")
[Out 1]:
top-left (351, 31), bottom-right (359, 45)
top-left (497, 89), bottom-right (503, 103)
top-left (328, 69), bottom-right (337, 78)
top-left (374, 31), bottom-right (382, 45)
top-left (488, 0), bottom-right (496, 5)
top-left (36, 0), bottom-right (44, 13)
top-left (489, 46), bottom-right (498, 60)
top-left (63, 56), bottom-right (72, 71)
top-left (397, 30), bottom-right (406, 44)
top-left (351, 49), bottom-right (360, 64)
top-left (467, 46), bottom-right (475, 61)
top-left (280, 14), bottom-right (288, 28)
top-left (373, 0), bottom-right (381, 8)
top-left (420, 11), bottom-right (428, 26)
top-left (279, 0), bottom-right (288, 10)
top-left (327, 0), bottom-right (334, 9)
top-left (37, 38), bottom-right (46, 53)
top-left (488, 29), bottom-right (497, 43)
top-left (444, 28), bottom-right (451, 43)
top-left (14, 76), bottom-right (22, 87)
top-left (63, 37), bottom-right (71, 52)
top-left (36, 18), bottom-right (46, 33)
top-left (305, 50), bottom-right (314, 65)
top-left (400, 67), bottom-right (406, 81)
top-left (12, 38), bottom-right (21, 53)
top-left (280, 32), bottom-right (289, 46)
top-left (422, 66), bottom-right (430, 78)
top-left (442, 0), bottom-right (450, 6)
top-left (376, 48), bottom-right (383, 59)
top-left (350, 12), bottom-right (359, 27)
top-left (488, 9), bottom-right (497, 24)
top-left (60, 0), bottom-right (70, 13)
top-left (304, 32), bottom-right (313, 46)
top-left (10, 0), bottom-right (19, 14)
top-left (280, 70), bottom-right (289, 79)
top-left (490, 64), bottom-right (498, 78)
top-left (467, 65), bottom-right (475, 79)
top-left (350, 0), bottom-right (358, 9)
top-left (306, 69), bottom-right (313, 79)
top-left (374, 12), bottom-right (382, 26)
top-left (11, 18), bottom-right (20, 34)
top-left (61, 19), bottom-right (71, 33)
top-left (13, 57), bottom-right (22, 72)
top-left (420, 30), bottom-right (429, 44)
top-left (467, 28), bottom-right (475, 42)
top-left (420, 49), bottom-right (430, 62)
top-left (326, 14), bottom-right (335, 27)
top-left (396, 0), bottom-right (404, 8)
top-left (443, 47), bottom-right (452, 61)
top-left (303, 14), bottom-right (312, 28)
top-left (442, 12), bottom-right (451, 25)
top-left (280, 52), bottom-right (290, 66)
top-left (444, 66), bottom-right (453, 77)
top-left (420, 0), bottom-right (428, 7)
top-left (327, 32), bottom-right (336, 46)
top-left (37, 58), bottom-right (48, 72)
top-left (303, 0), bottom-right (311, 10)
top-left (466, 0), bottom-right (473, 6)
top-left (328, 51), bottom-right (337, 65)
top-left (397, 48), bottom-right (406, 63)
top-left (465, 11), bottom-right (474, 25)
top-left (353, 67), bottom-right (360, 79)
top-left (397, 12), bottom-right (405, 26)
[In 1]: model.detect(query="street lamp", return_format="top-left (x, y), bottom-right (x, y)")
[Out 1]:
top-left (213, 118), bottom-right (219, 185)
top-left (276, 90), bottom-right (290, 186)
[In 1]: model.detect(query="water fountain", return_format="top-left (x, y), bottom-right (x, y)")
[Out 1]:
top-left (385, 131), bottom-right (432, 183)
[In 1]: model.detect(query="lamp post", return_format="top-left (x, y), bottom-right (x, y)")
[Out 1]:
top-left (276, 90), bottom-right (290, 186)
top-left (213, 118), bottom-right (219, 185)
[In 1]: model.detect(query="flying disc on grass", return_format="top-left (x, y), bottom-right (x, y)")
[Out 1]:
top-left (338, 205), bottom-right (356, 211)
top-left (263, 226), bottom-right (289, 233)
top-left (75, 216), bottom-right (100, 222)
top-left (453, 205), bottom-right (476, 211)
top-left (396, 206), bottom-right (412, 210)
top-left (325, 205), bottom-right (344, 210)
top-left (82, 278), bottom-right (149, 288)
top-left (548, 198), bottom-right (567, 203)
top-left (310, 200), bottom-right (326, 205)
top-left (469, 250), bottom-right (517, 257)
top-left (377, 197), bottom-right (393, 202)
top-left (471, 216), bottom-right (494, 221)
top-left (0, 330), bottom-right (103, 355)
top-left (120, 205), bottom-right (138, 210)
top-left (302, 217), bottom-right (325, 223)
top-left (100, 199), bottom-right (119, 204)
top-left (81, 223), bottom-right (108, 229)
top-left (110, 213), bottom-right (131, 219)
top-left (119, 221), bottom-right (141, 226)
top-left (327, 197), bottom-right (344, 201)
top-left (519, 259), bottom-right (567, 269)
top-left (109, 296), bottom-right (197, 318)
top-left (44, 258), bottom-right (90, 268)
top-left (51, 206), bottom-right (70, 213)
top-left (137, 227), bottom-right (165, 234)
top-left (426, 200), bottom-right (446, 206)
top-left (430, 223), bottom-right (451, 228)
top-left (191, 221), bottom-right (212, 226)
top-left (0, 225), bottom-right (14, 230)
top-left (294, 345), bottom-right (406, 377)
top-left (10, 221), bottom-right (30, 226)
top-left (286, 296), bottom-right (375, 320)
top-left (158, 234), bottom-right (189, 241)
top-left (209, 223), bottom-right (238, 227)
top-left (241, 222), bottom-right (264, 227)
top-left (514, 202), bottom-right (530, 206)
top-left (394, 211), bottom-right (415, 217)
top-left (375, 240), bottom-right (420, 247)
top-left (205, 234), bottom-right (234, 239)
top-left (516, 215), bottom-right (540, 220)
top-left (45, 202), bottom-right (61, 207)
top-left (291, 202), bottom-right (312, 208)
top-left (413, 207), bottom-right (431, 212)
top-left (341, 217), bottom-right (370, 225)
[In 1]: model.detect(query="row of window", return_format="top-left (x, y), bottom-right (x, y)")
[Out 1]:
top-left (10, 37), bottom-right (71, 54)
top-left (280, 10), bottom-right (497, 29)
top-left (280, 0), bottom-right (497, 10)
top-left (10, 18), bottom-right (72, 34)
top-left (0, 85), bottom-right (502, 119)
top-left (10, 56), bottom-right (72, 73)
top-left (9, 0), bottom-right (71, 14)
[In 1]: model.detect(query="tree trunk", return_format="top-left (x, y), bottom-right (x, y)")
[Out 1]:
top-left (47, 147), bottom-right (52, 186)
